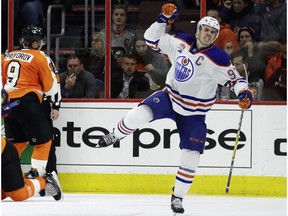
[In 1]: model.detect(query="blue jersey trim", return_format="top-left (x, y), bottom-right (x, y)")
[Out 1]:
top-left (166, 84), bottom-right (216, 102)
top-left (175, 33), bottom-right (195, 44)
top-left (175, 33), bottom-right (231, 67)
top-left (171, 97), bottom-right (210, 113)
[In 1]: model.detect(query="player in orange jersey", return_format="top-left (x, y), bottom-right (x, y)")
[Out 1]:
top-left (2, 25), bottom-right (60, 180)
top-left (1, 89), bottom-right (62, 201)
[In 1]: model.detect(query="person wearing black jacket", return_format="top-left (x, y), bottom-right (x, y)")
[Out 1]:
top-left (111, 54), bottom-right (150, 98)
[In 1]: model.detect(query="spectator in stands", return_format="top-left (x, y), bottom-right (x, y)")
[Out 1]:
top-left (87, 32), bottom-right (121, 81)
top-left (60, 53), bottom-right (98, 98)
top-left (263, 37), bottom-right (286, 101)
top-left (75, 48), bottom-right (105, 99)
top-left (231, 50), bottom-right (264, 100)
top-left (220, 0), bottom-right (261, 40)
top-left (255, 0), bottom-right (286, 42)
top-left (87, 32), bottom-right (105, 81)
top-left (111, 54), bottom-right (150, 98)
top-left (87, 32), bottom-right (120, 81)
top-left (133, 35), bottom-right (169, 91)
top-left (238, 27), bottom-right (256, 57)
top-left (101, 4), bottom-right (136, 64)
top-left (207, 8), bottom-right (239, 55)
top-left (238, 27), bottom-right (266, 80)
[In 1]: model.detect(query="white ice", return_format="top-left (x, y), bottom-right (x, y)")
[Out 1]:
top-left (1, 193), bottom-right (286, 216)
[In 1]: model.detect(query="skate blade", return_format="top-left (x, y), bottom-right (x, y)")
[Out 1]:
top-left (172, 213), bottom-right (183, 216)
top-left (172, 213), bottom-right (192, 216)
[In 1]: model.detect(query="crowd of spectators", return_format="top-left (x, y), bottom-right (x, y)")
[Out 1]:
top-left (2, 0), bottom-right (287, 101)
top-left (209, 0), bottom-right (286, 101)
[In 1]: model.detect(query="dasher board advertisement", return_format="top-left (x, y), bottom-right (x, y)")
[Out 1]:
top-left (51, 103), bottom-right (286, 177)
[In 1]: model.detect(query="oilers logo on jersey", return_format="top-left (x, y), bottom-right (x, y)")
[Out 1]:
top-left (175, 56), bottom-right (194, 82)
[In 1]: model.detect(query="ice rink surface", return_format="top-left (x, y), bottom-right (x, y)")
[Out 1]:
top-left (2, 193), bottom-right (286, 216)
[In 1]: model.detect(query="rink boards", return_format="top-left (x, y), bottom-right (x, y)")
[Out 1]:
top-left (20, 102), bottom-right (286, 197)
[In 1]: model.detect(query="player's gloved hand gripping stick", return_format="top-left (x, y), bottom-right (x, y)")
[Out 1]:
top-left (238, 89), bottom-right (253, 109)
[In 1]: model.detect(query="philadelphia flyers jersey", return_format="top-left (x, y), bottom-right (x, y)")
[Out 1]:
top-left (2, 49), bottom-right (59, 102)
top-left (101, 28), bottom-right (135, 60)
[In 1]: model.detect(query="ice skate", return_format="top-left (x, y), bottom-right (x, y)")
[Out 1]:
top-left (97, 132), bottom-right (119, 148)
top-left (39, 189), bottom-right (45, 197)
top-left (41, 171), bottom-right (63, 198)
top-left (43, 171), bottom-right (63, 201)
top-left (25, 169), bottom-right (46, 196)
top-left (171, 194), bottom-right (184, 214)
top-left (25, 169), bottom-right (39, 179)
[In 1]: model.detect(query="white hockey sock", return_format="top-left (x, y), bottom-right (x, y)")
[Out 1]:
top-left (29, 179), bottom-right (41, 194)
top-left (173, 149), bottom-right (200, 198)
top-left (174, 166), bottom-right (195, 198)
top-left (31, 158), bottom-right (48, 176)
top-left (114, 105), bottom-right (153, 139)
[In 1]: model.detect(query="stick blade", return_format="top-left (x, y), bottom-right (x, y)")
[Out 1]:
top-left (225, 187), bottom-right (230, 194)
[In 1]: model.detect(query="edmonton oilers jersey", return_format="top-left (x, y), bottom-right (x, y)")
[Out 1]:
top-left (144, 22), bottom-right (248, 116)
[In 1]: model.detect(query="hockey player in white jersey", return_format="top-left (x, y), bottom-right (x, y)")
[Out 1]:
top-left (97, 3), bottom-right (253, 214)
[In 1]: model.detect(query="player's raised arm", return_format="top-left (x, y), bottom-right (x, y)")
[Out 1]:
top-left (144, 3), bottom-right (179, 57)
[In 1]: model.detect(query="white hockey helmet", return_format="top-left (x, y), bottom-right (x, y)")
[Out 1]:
top-left (197, 16), bottom-right (220, 38)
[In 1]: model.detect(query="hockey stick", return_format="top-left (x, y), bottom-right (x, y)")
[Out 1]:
top-left (225, 109), bottom-right (244, 194)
